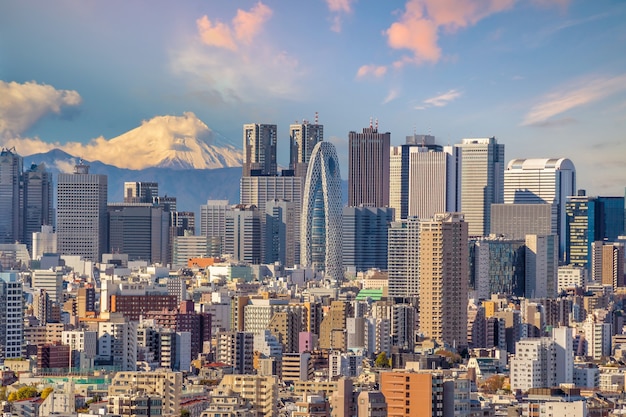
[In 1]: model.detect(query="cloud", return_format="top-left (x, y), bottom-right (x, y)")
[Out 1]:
top-left (1, 113), bottom-right (243, 170)
top-left (383, 0), bottom-right (567, 66)
top-left (415, 89), bottom-right (462, 109)
top-left (196, 2), bottom-right (272, 50)
top-left (0, 80), bottom-right (82, 138)
top-left (356, 64), bottom-right (388, 79)
top-left (521, 74), bottom-right (626, 127)
top-left (325, 0), bottom-right (356, 32)
top-left (383, 89), bottom-right (399, 104)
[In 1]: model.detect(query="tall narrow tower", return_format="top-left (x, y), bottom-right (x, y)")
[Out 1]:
top-left (23, 163), bottom-right (53, 251)
top-left (455, 137), bottom-right (505, 236)
top-left (301, 142), bottom-right (343, 282)
top-left (289, 118), bottom-right (323, 178)
top-left (348, 125), bottom-right (390, 207)
top-left (0, 148), bottom-right (23, 244)
top-left (57, 162), bottom-right (108, 262)
top-left (242, 124), bottom-right (277, 177)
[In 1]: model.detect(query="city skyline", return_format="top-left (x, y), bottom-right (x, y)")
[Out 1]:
top-left (1, 1), bottom-right (625, 197)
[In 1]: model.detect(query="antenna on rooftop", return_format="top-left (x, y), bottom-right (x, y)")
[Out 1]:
top-left (375, 118), bottom-right (379, 130)
top-left (314, 111), bottom-right (319, 124)
top-left (369, 117), bottom-right (373, 128)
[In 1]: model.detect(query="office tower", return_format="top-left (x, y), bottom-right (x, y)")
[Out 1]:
top-left (224, 204), bottom-right (262, 264)
top-left (290, 117), bottom-right (323, 178)
top-left (57, 162), bottom-right (108, 262)
top-left (22, 163), bottom-right (53, 250)
top-left (265, 199), bottom-right (297, 266)
top-left (200, 199), bottom-right (229, 256)
top-left (348, 124), bottom-right (390, 207)
top-left (243, 123), bottom-right (277, 177)
top-left (597, 196), bottom-right (625, 241)
top-left (504, 158), bottom-right (576, 258)
top-left (153, 195), bottom-right (176, 212)
top-left (32, 268), bottom-right (64, 303)
top-left (387, 218), bottom-right (420, 298)
top-left (557, 265), bottom-right (587, 293)
top-left (32, 225), bottom-right (57, 260)
top-left (216, 331), bottom-right (254, 374)
top-left (172, 233), bottom-right (209, 269)
top-left (240, 176), bottom-right (302, 265)
top-left (108, 204), bottom-right (169, 263)
top-left (389, 140), bottom-right (459, 221)
top-left (600, 243), bottom-right (625, 290)
top-left (123, 181), bottom-right (158, 203)
top-left (380, 370), bottom-right (444, 417)
top-left (510, 338), bottom-right (557, 391)
top-left (490, 203), bottom-right (557, 239)
top-left (0, 271), bottom-right (24, 362)
top-left (0, 148), bottom-right (23, 244)
top-left (455, 137), bottom-right (505, 236)
top-left (473, 238), bottom-right (526, 299)
top-left (525, 235), bottom-right (558, 299)
top-left (342, 206), bottom-right (394, 272)
top-left (419, 213), bottom-right (468, 348)
top-left (301, 142), bottom-right (343, 282)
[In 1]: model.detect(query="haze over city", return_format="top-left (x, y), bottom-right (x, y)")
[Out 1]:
top-left (1, 0), bottom-right (626, 195)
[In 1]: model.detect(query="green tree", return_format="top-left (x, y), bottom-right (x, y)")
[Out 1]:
top-left (181, 409), bottom-right (191, 417)
top-left (375, 352), bottom-right (391, 368)
top-left (8, 386), bottom-right (39, 402)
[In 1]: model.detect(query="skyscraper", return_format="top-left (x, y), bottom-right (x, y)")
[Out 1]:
top-left (0, 271), bottom-right (24, 362)
top-left (301, 142), bottom-right (343, 282)
top-left (0, 148), bottom-right (23, 244)
top-left (123, 181), bottom-right (158, 203)
top-left (525, 234), bottom-right (558, 299)
top-left (389, 138), bottom-right (459, 220)
top-left (265, 199), bottom-right (297, 267)
top-left (504, 158), bottom-right (576, 258)
top-left (455, 137), bottom-right (505, 236)
top-left (387, 217), bottom-right (420, 298)
top-left (22, 163), bottom-right (53, 251)
top-left (348, 125), bottom-right (390, 207)
top-left (243, 123), bottom-right (277, 177)
top-left (290, 118), bottom-right (323, 178)
top-left (342, 207), bottom-right (394, 272)
top-left (57, 162), bottom-right (108, 262)
top-left (200, 199), bottom-right (229, 256)
top-left (224, 204), bottom-right (262, 264)
top-left (419, 213), bottom-right (468, 348)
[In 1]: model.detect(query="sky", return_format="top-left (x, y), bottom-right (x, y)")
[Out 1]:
top-left (1, 0), bottom-right (625, 195)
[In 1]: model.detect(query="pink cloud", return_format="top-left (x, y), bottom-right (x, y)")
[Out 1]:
top-left (325, 0), bottom-right (356, 32)
top-left (356, 64), bottom-right (388, 79)
top-left (384, 0), bottom-right (567, 65)
top-left (233, 2), bottom-right (273, 44)
top-left (197, 2), bottom-right (272, 50)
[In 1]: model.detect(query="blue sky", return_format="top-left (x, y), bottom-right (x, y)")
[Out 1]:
top-left (1, 0), bottom-right (625, 195)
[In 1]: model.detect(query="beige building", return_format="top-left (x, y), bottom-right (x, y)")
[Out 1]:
top-left (218, 374), bottom-right (278, 417)
top-left (319, 301), bottom-right (351, 350)
top-left (419, 213), bottom-right (468, 348)
top-left (108, 370), bottom-right (182, 417)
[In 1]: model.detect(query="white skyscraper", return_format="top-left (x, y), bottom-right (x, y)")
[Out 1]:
top-left (387, 217), bottom-right (420, 298)
top-left (301, 142), bottom-right (343, 282)
top-left (525, 234), bottom-right (558, 299)
top-left (0, 271), bottom-right (24, 362)
top-left (504, 158), bottom-right (576, 258)
top-left (57, 162), bottom-right (108, 262)
top-left (455, 137), bottom-right (505, 236)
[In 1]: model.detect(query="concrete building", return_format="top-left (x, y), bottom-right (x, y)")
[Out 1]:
top-left (218, 374), bottom-right (278, 417)
top-left (123, 181), bottom-right (158, 203)
top-left (0, 148), bottom-right (22, 245)
top-left (387, 217), bottom-right (420, 298)
top-left (199, 199), bottom-right (229, 257)
top-left (0, 271), bottom-right (24, 362)
top-left (348, 125), bottom-right (390, 207)
top-left (31, 225), bottom-right (57, 260)
top-left (342, 206), bottom-right (394, 272)
top-left (357, 391), bottom-right (387, 417)
top-left (289, 119), bottom-right (323, 178)
top-left (490, 203), bottom-right (557, 240)
top-left (455, 137), bottom-right (505, 236)
top-left (97, 313), bottom-right (137, 371)
top-left (57, 162), bottom-right (108, 262)
top-left (22, 162), bottom-right (54, 251)
top-left (216, 331), bottom-right (254, 375)
top-left (62, 330), bottom-right (97, 369)
top-left (380, 370), bottom-right (444, 417)
top-left (109, 370), bottom-right (182, 417)
top-left (510, 338), bottom-right (557, 392)
top-left (172, 232), bottom-right (209, 269)
top-left (31, 268), bottom-right (64, 303)
top-left (223, 204), bottom-right (262, 264)
top-left (525, 235), bottom-right (558, 299)
top-left (419, 213), bottom-right (469, 348)
top-left (281, 352), bottom-right (313, 383)
top-left (557, 265), bottom-right (587, 293)
top-left (242, 123), bottom-right (277, 177)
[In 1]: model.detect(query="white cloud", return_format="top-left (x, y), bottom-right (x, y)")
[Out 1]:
top-left (522, 74), bottom-right (626, 126)
top-left (383, 89), bottom-right (399, 104)
top-left (0, 80), bottom-right (82, 138)
top-left (415, 89), bottom-right (462, 109)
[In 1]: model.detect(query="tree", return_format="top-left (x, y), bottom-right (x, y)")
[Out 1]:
top-left (375, 352), bottom-right (391, 368)
top-left (480, 375), bottom-right (506, 394)
top-left (181, 409), bottom-right (191, 417)
top-left (40, 387), bottom-right (54, 400)
top-left (8, 386), bottom-right (39, 402)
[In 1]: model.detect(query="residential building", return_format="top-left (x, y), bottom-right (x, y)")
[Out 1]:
top-left (216, 331), bottom-right (254, 375)
top-left (0, 271), bottom-right (23, 362)
top-left (218, 374), bottom-right (278, 417)
top-left (510, 338), bottom-right (557, 391)
top-left (380, 370), bottom-right (444, 417)
top-left (387, 217), bottom-right (420, 298)
top-left (109, 370), bottom-right (182, 417)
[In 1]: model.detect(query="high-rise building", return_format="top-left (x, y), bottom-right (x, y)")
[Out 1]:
top-left (32, 225), bottom-right (57, 260)
top-left (504, 158), bottom-right (576, 258)
top-left (490, 203), bottom-right (557, 240)
top-left (123, 181), bottom-right (158, 204)
top-left (216, 331), bottom-right (254, 374)
top-left (224, 204), bottom-right (262, 264)
top-left (32, 268), bottom-right (64, 303)
top-left (301, 142), bottom-right (343, 281)
top-left (22, 163), bottom-right (53, 250)
top-left (348, 125), bottom-right (390, 207)
top-left (107, 204), bottom-right (169, 264)
top-left (240, 176), bottom-right (302, 265)
top-left (0, 271), bottom-right (24, 362)
top-left (380, 370), bottom-right (444, 417)
top-left (600, 243), bottom-right (625, 290)
top-left (200, 199), bottom-right (229, 256)
top-left (172, 233), bottom-right (209, 269)
top-left (510, 338), bottom-right (557, 391)
top-left (342, 207), bottom-right (394, 272)
top-left (290, 118), bottom-right (323, 178)
top-left (243, 123), bottom-right (277, 177)
top-left (455, 137), bottom-right (505, 236)
top-left (109, 370), bottom-right (182, 416)
top-left (0, 148), bottom-right (23, 244)
top-left (265, 199), bottom-right (297, 266)
top-left (419, 213), bottom-right (468, 348)
top-left (387, 217), bottom-right (420, 298)
top-left (525, 235), bottom-right (558, 299)
top-left (57, 162), bottom-right (108, 262)
top-left (472, 238), bottom-right (526, 299)
top-left (389, 140), bottom-right (459, 220)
